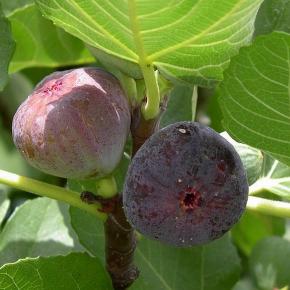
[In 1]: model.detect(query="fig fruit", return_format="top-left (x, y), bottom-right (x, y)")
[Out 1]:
top-left (12, 67), bottom-right (130, 179)
top-left (123, 122), bottom-right (248, 246)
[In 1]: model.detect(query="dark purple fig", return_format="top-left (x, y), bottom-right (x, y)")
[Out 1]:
top-left (123, 122), bottom-right (248, 247)
top-left (12, 68), bottom-right (130, 179)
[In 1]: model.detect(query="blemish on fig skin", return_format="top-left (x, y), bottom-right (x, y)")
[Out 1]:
top-left (178, 128), bottom-right (187, 134)
top-left (43, 80), bottom-right (63, 95)
top-left (176, 124), bottom-right (191, 135)
top-left (217, 160), bottom-right (226, 172)
top-left (179, 186), bottom-right (202, 212)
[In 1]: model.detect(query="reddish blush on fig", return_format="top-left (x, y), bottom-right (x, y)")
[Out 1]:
top-left (12, 67), bottom-right (131, 179)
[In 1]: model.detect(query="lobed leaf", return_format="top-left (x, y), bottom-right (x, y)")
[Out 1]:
top-left (250, 154), bottom-right (290, 200)
top-left (70, 205), bottom-right (241, 290)
top-left (8, 4), bottom-right (94, 73)
top-left (35, 0), bottom-right (263, 87)
top-left (232, 211), bottom-right (285, 256)
top-left (161, 85), bottom-right (193, 128)
top-left (131, 235), bottom-right (240, 290)
top-left (0, 189), bottom-right (10, 228)
top-left (0, 4), bottom-right (15, 90)
top-left (0, 197), bottom-right (83, 266)
top-left (249, 237), bottom-right (290, 289)
top-left (0, 0), bottom-right (33, 16)
top-left (219, 32), bottom-right (290, 166)
top-left (0, 253), bottom-right (113, 290)
top-left (0, 73), bottom-right (33, 118)
top-left (69, 207), bottom-right (105, 261)
top-left (254, 0), bottom-right (290, 36)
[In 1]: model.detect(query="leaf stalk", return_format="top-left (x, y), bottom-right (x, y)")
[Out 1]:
top-left (0, 169), bottom-right (106, 220)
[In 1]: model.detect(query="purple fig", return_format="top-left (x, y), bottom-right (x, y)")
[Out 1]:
top-left (12, 67), bottom-right (130, 179)
top-left (123, 122), bottom-right (248, 247)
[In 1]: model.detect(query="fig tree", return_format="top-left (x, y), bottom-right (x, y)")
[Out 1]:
top-left (123, 122), bottom-right (248, 247)
top-left (12, 67), bottom-right (130, 179)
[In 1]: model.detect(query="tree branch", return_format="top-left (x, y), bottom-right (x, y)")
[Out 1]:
top-left (104, 97), bottom-right (168, 289)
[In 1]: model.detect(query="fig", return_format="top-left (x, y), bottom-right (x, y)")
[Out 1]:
top-left (12, 67), bottom-right (130, 179)
top-left (123, 122), bottom-right (248, 247)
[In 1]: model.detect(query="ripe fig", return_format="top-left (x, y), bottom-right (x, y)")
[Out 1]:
top-left (12, 68), bottom-right (130, 179)
top-left (123, 122), bottom-right (248, 247)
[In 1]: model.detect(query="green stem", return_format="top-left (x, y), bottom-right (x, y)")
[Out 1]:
top-left (192, 86), bottom-right (198, 121)
top-left (128, 0), bottom-right (160, 120)
top-left (140, 64), bottom-right (160, 120)
top-left (135, 79), bottom-right (146, 104)
top-left (96, 175), bottom-right (118, 198)
top-left (2, 171), bottom-right (290, 221)
top-left (0, 169), bottom-right (106, 220)
top-left (247, 196), bottom-right (290, 219)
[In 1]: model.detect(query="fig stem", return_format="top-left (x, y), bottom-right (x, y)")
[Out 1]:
top-left (104, 96), bottom-right (169, 289)
top-left (247, 196), bottom-right (290, 218)
top-left (96, 175), bottom-right (118, 198)
top-left (0, 169), bottom-right (106, 220)
top-left (140, 64), bottom-right (160, 120)
top-left (131, 96), bottom-right (169, 155)
top-left (128, 0), bottom-right (160, 120)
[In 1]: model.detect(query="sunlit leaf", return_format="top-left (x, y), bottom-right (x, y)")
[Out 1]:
top-left (0, 253), bottom-right (113, 289)
top-left (219, 32), bottom-right (290, 166)
top-left (8, 4), bottom-right (94, 73)
top-left (0, 197), bottom-right (83, 265)
top-left (36, 0), bottom-right (263, 87)
top-left (250, 155), bottom-right (290, 200)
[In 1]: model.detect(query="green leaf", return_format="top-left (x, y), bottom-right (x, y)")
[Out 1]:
top-left (67, 152), bottom-right (131, 260)
top-left (0, 3), bottom-right (15, 90)
top-left (233, 278), bottom-right (259, 290)
top-left (160, 85), bottom-right (192, 128)
top-left (232, 211), bottom-right (285, 256)
top-left (0, 253), bottom-right (113, 290)
top-left (0, 120), bottom-right (44, 179)
top-left (0, 72), bottom-right (33, 118)
top-left (221, 132), bottom-right (264, 185)
top-left (131, 235), bottom-right (241, 290)
top-left (8, 4), bottom-right (94, 73)
top-left (207, 89), bottom-right (224, 132)
top-left (69, 207), bottom-right (105, 261)
top-left (250, 154), bottom-right (290, 200)
top-left (70, 207), bottom-right (240, 290)
top-left (218, 32), bottom-right (290, 166)
top-left (0, 197), bottom-right (83, 266)
top-left (0, 188), bottom-right (10, 227)
top-left (249, 237), bottom-right (290, 289)
top-left (254, 0), bottom-right (290, 36)
top-left (35, 0), bottom-right (263, 87)
top-left (1, 0), bottom-right (33, 16)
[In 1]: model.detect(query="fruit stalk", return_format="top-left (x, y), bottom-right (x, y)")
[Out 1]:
top-left (104, 98), bottom-right (168, 289)
top-left (131, 96), bottom-right (168, 155)
top-left (104, 195), bottom-right (139, 290)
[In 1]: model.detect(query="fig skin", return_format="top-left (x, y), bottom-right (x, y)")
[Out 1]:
top-left (12, 67), bottom-right (130, 179)
top-left (123, 122), bottom-right (248, 247)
